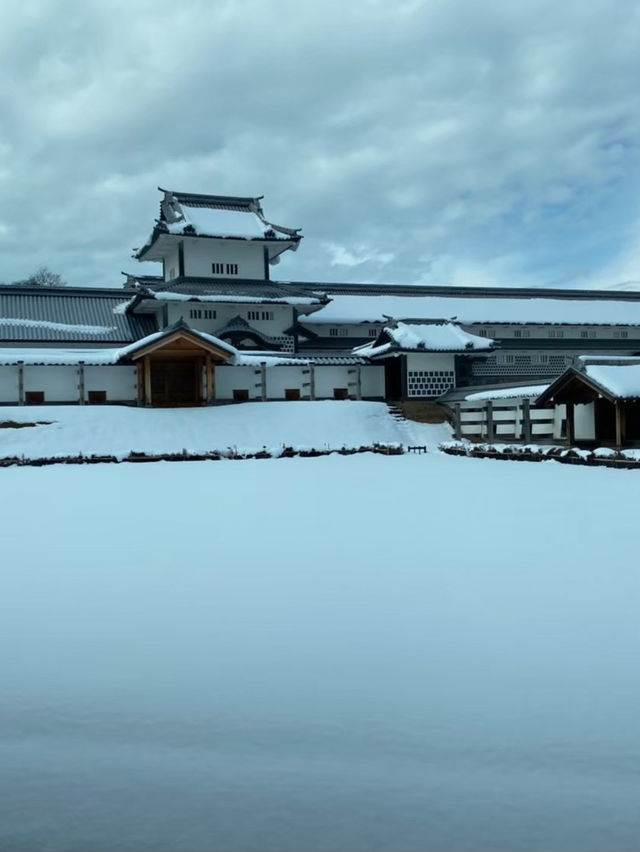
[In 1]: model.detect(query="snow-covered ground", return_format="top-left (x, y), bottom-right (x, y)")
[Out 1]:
top-left (1, 453), bottom-right (639, 851)
top-left (0, 401), bottom-right (450, 459)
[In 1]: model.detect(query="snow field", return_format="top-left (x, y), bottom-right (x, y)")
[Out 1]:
top-left (1, 453), bottom-right (639, 851)
top-left (0, 400), bottom-right (451, 460)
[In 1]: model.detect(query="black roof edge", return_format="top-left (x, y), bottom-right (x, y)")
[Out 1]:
top-left (0, 284), bottom-right (140, 297)
top-left (158, 187), bottom-right (263, 206)
top-left (534, 367), bottom-right (616, 406)
top-left (278, 281), bottom-right (640, 302)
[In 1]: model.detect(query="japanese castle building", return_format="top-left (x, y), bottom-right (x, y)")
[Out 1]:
top-left (1, 187), bottom-right (640, 411)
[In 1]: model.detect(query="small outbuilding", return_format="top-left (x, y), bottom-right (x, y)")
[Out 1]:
top-left (536, 359), bottom-right (640, 448)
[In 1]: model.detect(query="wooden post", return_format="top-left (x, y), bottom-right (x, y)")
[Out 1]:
top-left (137, 362), bottom-right (144, 406)
top-left (486, 400), bottom-right (494, 442)
top-left (565, 402), bottom-right (575, 447)
top-left (260, 361), bottom-right (267, 401)
top-left (18, 361), bottom-right (24, 406)
top-left (453, 403), bottom-right (462, 440)
top-left (356, 365), bottom-right (362, 400)
top-left (309, 364), bottom-right (315, 400)
top-left (521, 398), bottom-right (531, 444)
top-left (78, 361), bottom-right (85, 405)
top-left (615, 400), bottom-right (623, 449)
top-left (143, 356), bottom-right (152, 407)
top-left (206, 355), bottom-right (214, 403)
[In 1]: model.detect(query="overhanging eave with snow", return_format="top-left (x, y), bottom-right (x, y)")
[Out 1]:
top-left (354, 321), bottom-right (495, 360)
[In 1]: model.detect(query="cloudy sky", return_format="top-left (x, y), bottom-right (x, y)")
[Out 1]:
top-left (1, 0), bottom-right (639, 289)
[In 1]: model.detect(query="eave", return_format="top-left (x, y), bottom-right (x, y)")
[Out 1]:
top-left (535, 368), bottom-right (617, 406)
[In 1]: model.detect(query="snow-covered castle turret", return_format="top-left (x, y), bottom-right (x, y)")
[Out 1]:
top-left (134, 189), bottom-right (302, 283)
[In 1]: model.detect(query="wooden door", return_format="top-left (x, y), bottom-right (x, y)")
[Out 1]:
top-left (150, 360), bottom-right (200, 407)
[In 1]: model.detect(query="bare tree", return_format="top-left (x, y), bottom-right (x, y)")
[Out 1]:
top-left (12, 267), bottom-right (66, 287)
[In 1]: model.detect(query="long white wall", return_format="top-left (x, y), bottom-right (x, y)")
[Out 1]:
top-left (215, 364), bottom-right (385, 401)
top-left (0, 363), bottom-right (384, 405)
top-left (24, 366), bottom-right (78, 402)
top-left (0, 366), bottom-right (19, 402)
top-left (0, 365), bottom-right (138, 404)
top-left (83, 366), bottom-right (138, 403)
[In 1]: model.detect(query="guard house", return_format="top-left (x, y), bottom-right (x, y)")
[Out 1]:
top-left (354, 320), bottom-right (494, 399)
top-left (536, 358), bottom-right (640, 448)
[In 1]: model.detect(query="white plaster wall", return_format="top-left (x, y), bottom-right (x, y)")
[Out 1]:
top-left (163, 245), bottom-right (180, 281)
top-left (23, 366), bottom-right (78, 402)
top-left (265, 366), bottom-right (307, 399)
top-left (184, 238), bottom-right (265, 279)
top-left (574, 402), bottom-right (596, 440)
top-left (164, 302), bottom-right (294, 338)
top-left (215, 365), bottom-right (261, 400)
top-left (314, 366), bottom-right (355, 398)
top-left (0, 366), bottom-right (19, 403)
top-left (405, 353), bottom-right (456, 372)
top-left (84, 366), bottom-right (138, 402)
top-left (301, 322), bottom-right (381, 339)
top-left (360, 365), bottom-right (385, 398)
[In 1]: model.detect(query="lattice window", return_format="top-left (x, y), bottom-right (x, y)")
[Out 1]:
top-left (407, 370), bottom-right (455, 398)
top-left (472, 355), bottom-right (573, 377)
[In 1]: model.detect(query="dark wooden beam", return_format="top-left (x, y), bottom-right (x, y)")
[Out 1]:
top-left (565, 402), bottom-right (575, 446)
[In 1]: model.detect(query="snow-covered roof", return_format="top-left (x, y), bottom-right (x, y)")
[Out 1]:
top-left (301, 293), bottom-right (640, 327)
top-left (0, 286), bottom-right (156, 343)
top-left (355, 321), bottom-right (493, 358)
top-left (135, 189), bottom-right (302, 260)
top-left (0, 324), bottom-right (300, 368)
top-left (583, 364), bottom-right (640, 399)
top-left (464, 384), bottom-right (549, 402)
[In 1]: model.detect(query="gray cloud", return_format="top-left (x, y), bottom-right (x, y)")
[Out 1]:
top-left (0, 0), bottom-right (639, 288)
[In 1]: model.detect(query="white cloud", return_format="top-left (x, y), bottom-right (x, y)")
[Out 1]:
top-left (0, 0), bottom-right (638, 287)
top-left (325, 243), bottom-right (395, 268)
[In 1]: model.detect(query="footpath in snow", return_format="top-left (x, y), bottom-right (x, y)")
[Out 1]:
top-left (0, 401), bottom-right (451, 461)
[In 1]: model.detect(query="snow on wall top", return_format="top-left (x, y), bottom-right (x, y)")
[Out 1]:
top-left (464, 384), bottom-right (550, 402)
top-left (302, 294), bottom-right (640, 327)
top-left (584, 364), bottom-right (640, 399)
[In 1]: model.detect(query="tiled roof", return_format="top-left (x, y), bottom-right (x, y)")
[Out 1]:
top-left (355, 321), bottom-right (494, 357)
top-left (0, 286), bottom-right (157, 343)
top-left (134, 277), bottom-right (326, 305)
top-left (135, 188), bottom-right (302, 260)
